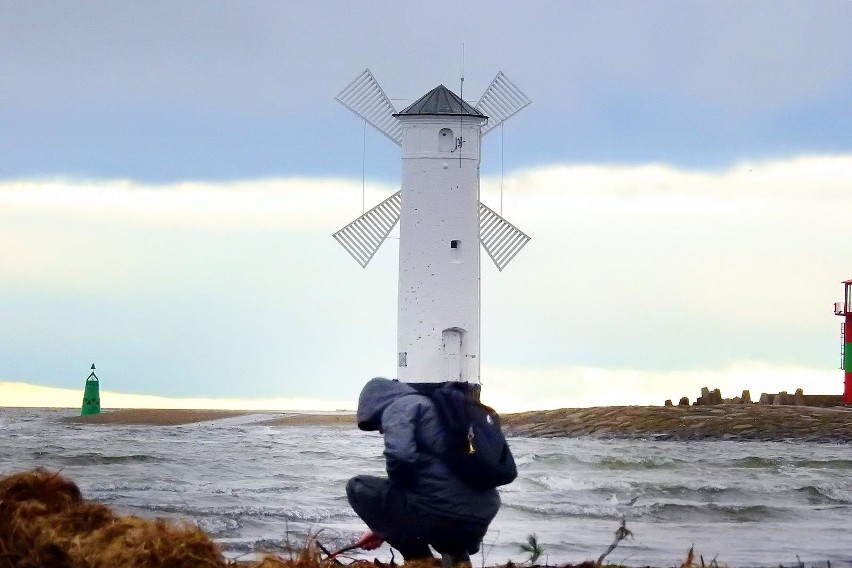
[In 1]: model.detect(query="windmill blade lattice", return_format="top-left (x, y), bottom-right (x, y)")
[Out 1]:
top-left (479, 201), bottom-right (531, 271)
top-left (333, 191), bottom-right (402, 268)
top-left (336, 69), bottom-right (402, 146)
top-left (476, 72), bottom-right (531, 136)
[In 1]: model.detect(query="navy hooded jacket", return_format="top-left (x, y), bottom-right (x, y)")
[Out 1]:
top-left (356, 377), bottom-right (501, 523)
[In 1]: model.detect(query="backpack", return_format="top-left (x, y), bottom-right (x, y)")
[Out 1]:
top-left (417, 382), bottom-right (517, 488)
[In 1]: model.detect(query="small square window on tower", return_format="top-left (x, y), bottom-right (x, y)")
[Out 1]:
top-left (450, 240), bottom-right (460, 249)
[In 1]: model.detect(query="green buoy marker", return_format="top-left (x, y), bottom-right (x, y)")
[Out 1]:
top-left (80, 363), bottom-right (101, 416)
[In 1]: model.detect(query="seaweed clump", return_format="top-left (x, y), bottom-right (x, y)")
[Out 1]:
top-left (0, 468), bottom-right (223, 568)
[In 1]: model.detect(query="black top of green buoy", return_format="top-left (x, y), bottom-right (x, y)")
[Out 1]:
top-left (91, 364), bottom-right (96, 370)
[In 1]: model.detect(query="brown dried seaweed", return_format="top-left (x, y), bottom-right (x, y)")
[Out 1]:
top-left (0, 468), bottom-right (224, 568)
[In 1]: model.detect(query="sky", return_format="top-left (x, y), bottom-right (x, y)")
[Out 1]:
top-left (2, 1), bottom-right (852, 412)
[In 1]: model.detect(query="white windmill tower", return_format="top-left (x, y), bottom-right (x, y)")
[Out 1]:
top-left (334, 69), bottom-right (530, 389)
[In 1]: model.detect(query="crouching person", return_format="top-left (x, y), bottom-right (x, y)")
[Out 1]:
top-left (346, 377), bottom-right (501, 564)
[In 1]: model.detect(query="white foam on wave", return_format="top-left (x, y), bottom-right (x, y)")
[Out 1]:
top-left (529, 474), bottom-right (633, 493)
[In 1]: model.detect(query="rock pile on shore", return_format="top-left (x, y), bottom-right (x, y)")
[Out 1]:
top-left (665, 386), bottom-right (843, 408)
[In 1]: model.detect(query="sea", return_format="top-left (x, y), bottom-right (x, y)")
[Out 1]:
top-left (1, 407), bottom-right (851, 568)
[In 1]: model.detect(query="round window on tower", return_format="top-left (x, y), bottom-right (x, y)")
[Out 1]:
top-left (438, 128), bottom-right (454, 152)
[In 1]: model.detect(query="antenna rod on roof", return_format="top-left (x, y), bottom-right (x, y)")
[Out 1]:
top-left (459, 43), bottom-right (465, 168)
top-left (460, 43), bottom-right (465, 98)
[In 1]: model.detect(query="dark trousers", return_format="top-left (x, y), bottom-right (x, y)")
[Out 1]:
top-left (346, 475), bottom-right (486, 561)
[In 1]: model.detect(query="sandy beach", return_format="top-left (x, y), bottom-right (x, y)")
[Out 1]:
top-left (62, 408), bottom-right (249, 425)
top-left (259, 413), bottom-right (356, 426)
top-left (61, 408), bottom-right (356, 427)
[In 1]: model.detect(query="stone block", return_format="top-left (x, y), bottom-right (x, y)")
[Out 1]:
top-left (741, 390), bottom-right (752, 404)
top-left (712, 389), bottom-right (722, 404)
top-left (678, 397), bottom-right (690, 406)
top-left (664, 399), bottom-right (673, 407)
top-left (759, 392), bottom-right (772, 404)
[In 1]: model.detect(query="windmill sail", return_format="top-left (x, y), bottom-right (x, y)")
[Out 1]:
top-left (335, 69), bottom-right (402, 146)
top-left (479, 201), bottom-right (530, 271)
top-left (334, 70), bottom-right (531, 271)
top-left (333, 191), bottom-right (402, 268)
top-left (476, 72), bottom-right (531, 136)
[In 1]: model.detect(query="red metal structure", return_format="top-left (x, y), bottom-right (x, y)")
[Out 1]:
top-left (834, 279), bottom-right (852, 403)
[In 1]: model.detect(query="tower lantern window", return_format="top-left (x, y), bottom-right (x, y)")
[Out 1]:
top-left (439, 128), bottom-right (454, 152)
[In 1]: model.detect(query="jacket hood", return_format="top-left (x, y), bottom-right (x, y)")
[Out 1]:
top-left (356, 377), bottom-right (416, 431)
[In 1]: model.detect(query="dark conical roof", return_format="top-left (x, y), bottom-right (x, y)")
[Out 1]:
top-left (393, 85), bottom-right (487, 118)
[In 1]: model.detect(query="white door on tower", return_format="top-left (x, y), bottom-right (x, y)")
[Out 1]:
top-left (442, 328), bottom-right (463, 382)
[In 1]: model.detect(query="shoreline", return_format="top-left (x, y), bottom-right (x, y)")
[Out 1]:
top-left (50, 404), bottom-right (852, 441)
top-left (502, 403), bottom-right (852, 442)
top-left (60, 408), bottom-right (250, 425)
top-left (57, 408), bottom-right (356, 427)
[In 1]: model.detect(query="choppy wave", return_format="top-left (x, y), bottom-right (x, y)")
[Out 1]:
top-left (527, 474), bottom-right (633, 493)
top-left (139, 503), bottom-right (348, 523)
top-left (194, 515), bottom-right (243, 537)
top-left (792, 458), bottom-right (852, 470)
top-left (85, 481), bottom-right (304, 494)
top-left (731, 456), bottom-right (852, 471)
top-left (87, 481), bottom-right (192, 493)
top-left (57, 452), bottom-right (165, 465)
top-left (792, 485), bottom-right (852, 505)
top-left (638, 483), bottom-right (741, 501)
top-left (637, 502), bottom-right (780, 523)
top-left (507, 500), bottom-right (783, 523)
top-left (4, 408), bottom-right (852, 566)
top-left (596, 455), bottom-right (683, 470)
top-left (513, 452), bottom-right (539, 466)
top-left (731, 456), bottom-right (782, 468)
top-left (504, 501), bottom-right (630, 520)
top-left (513, 451), bottom-right (583, 467)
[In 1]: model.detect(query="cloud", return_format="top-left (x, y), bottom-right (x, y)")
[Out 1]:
top-left (5, 3), bottom-right (850, 112)
top-left (1, 155), bottom-right (850, 404)
top-left (480, 160), bottom-right (851, 377)
top-left (0, 176), bottom-right (398, 298)
top-left (4, 3), bottom-right (851, 182)
top-left (0, 381), bottom-right (353, 411)
top-left (0, 177), bottom-right (398, 229)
